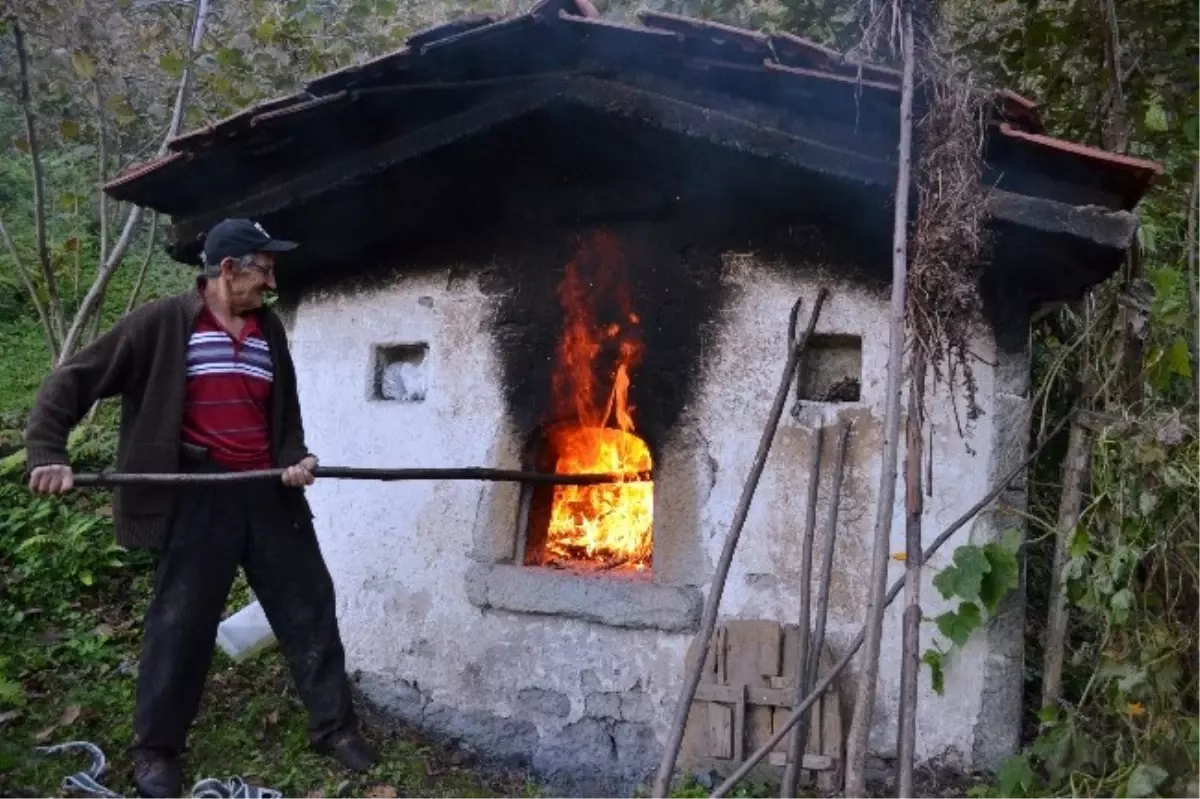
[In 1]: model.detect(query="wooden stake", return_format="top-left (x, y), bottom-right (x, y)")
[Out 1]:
top-left (807, 421), bottom-right (853, 693)
top-left (782, 425), bottom-right (824, 798)
top-left (843, 4), bottom-right (916, 795)
top-left (897, 352), bottom-right (925, 797)
top-left (651, 289), bottom-right (829, 798)
top-left (1041, 402), bottom-right (1090, 707)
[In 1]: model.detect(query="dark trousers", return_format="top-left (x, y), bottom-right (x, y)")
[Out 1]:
top-left (131, 461), bottom-right (356, 757)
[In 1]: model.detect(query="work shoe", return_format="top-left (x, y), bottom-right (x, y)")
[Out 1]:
top-left (132, 750), bottom-right (183, 798)
top-left (320, 731), bottom-right (379, 772)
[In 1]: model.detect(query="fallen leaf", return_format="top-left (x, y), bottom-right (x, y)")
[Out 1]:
top-left (365, 785), bottom-right (397, 798)
top-left (60, 705), bottom-right (82, 727)
top-left (266, 709), bottom-right (280, 725)
top-left (1126, 701), bottom-right (1146, 717)
top-left (95, 505), bottom-right (113, 518)
top-left (0, 709), bottom-right (22, 725)
top-left (891, 552), bottom-right (907, 562)
top-left (34, 724), bottom-right (58, 743)
top-left (94, 623), bottom-right (115, 637)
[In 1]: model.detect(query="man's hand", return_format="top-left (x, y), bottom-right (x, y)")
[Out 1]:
top-left (281, 455), bottom-right (317, 487)
top-left (29, 464), bottom-right (75, 494)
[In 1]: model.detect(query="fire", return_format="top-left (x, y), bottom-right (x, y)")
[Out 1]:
top-left (543, 233), bottom-right (653, 571)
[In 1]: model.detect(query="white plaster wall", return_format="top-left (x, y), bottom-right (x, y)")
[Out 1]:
top-left (287, 252), bottom-right (1017, 780)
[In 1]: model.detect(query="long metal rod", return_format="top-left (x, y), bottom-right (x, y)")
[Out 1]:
top-left (710, 410), bottom-right (1075, 798)
top-left (71, 466), bottom-right (650, 488)
top-left (651, 287), bottom-right (830, 798)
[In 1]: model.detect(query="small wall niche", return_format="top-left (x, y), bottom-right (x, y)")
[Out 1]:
top-left (798, 334), bottom-right (862, 402)
top-left (373, 343), bottom-right (429, 402)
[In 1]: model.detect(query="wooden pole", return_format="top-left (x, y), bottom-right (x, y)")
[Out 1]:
top-left (896, 352), bottom-right (925, 797)
top-left (651, 288), bottom-right (830, 798)
top-left (1040, 403), bottom-right (1090, 708)
top-left (782, 425), bottom-right (824, 797)
top-left (806, 421), bottom-right (852, 693)
top-left (710, 411), bottom-right (1073, 798)
top-left (843, 3), bottom-right (916, 795)
top-left (71, 466), bottom-right (650, 487)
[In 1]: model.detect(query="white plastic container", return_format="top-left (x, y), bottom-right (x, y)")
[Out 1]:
top-left (216, 600), bottom-right (277, 662)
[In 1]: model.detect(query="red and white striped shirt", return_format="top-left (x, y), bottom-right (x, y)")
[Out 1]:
top-left (180, 305), bottom-right (274, 471)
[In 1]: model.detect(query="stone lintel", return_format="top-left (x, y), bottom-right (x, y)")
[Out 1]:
top-left (465, 562), bottom-right (702, 633)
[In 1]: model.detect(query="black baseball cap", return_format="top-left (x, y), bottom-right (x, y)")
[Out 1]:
top-left (202, 218), bottom-right (298, 266)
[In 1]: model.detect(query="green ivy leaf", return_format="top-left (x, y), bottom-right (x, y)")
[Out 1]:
top-left (996, 754), bottom-right (1035, 797)
top-left (1125, 764), bottom-right (1168, 798)
top-left (1186, 114), bottom-right (1199, 147)
top-left (1166, 337), bottom-right (1192, 378)
top-left (71, 50), bottom-right (96, 79)
top-left (979, 540), bottom-right (1020, 614)
top-left (936, 602), bottom-right (982, 647)
top-left (1111, 588), bottom-right (1135, 625)
top-left (159, 51), bottom-right (185, 78)
top-left (1068, 527), bottom-right (1091, 558)
top-left (922, 649), bottom-right (945, 695)
top-left (1143, 101), bottom-right (1168, 132)
top-left (932, 546), bottom-right (990, 602)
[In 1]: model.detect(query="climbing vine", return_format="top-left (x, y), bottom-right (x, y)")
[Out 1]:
top-left (920, 528), bottom-right (1021, 695)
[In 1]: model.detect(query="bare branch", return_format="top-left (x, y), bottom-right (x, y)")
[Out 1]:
top-left (161, 0), bottom-right (210, 158)
top-left (1098, 0), bottom-right (1129, 153)
top-left (124, 212), bottom-right (159, 315)
top-left (94, 80), bottom-right (111, 266)
top-left (57, 0), bottom-right (210, 362)
top-left (12, 18), bottom-right (65, 342)
top-left (1186, 166), bottom-right (1199, 399)
top-left (0, 214), bottom-right (59, 362)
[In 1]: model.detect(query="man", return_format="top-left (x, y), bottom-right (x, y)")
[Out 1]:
top-left (25, 218), bottom-right (378, 797)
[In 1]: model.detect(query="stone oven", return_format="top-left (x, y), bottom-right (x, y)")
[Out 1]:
top-left (104, 3), bottom-right (1159, 794)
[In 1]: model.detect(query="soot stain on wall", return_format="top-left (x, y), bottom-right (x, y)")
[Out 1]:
top-left (484, 220), bottom-right (727, 451)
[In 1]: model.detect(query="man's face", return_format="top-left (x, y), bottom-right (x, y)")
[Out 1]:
top-left (222, 252), bottom-right (277, 313)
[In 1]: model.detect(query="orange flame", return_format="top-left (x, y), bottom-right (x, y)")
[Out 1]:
top-left (544, 233), bottom-right (653, 571)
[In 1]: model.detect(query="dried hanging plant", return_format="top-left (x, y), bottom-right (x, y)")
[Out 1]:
top-left (907, 18), bottom-right (992, 428)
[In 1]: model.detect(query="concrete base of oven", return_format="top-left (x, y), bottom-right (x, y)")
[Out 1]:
top-left (355, 668), bottom-right (663, 796)
top-left (464, 562), bottom-right (702, 632)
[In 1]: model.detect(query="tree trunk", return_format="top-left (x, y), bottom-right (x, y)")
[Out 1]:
top-left (842, 4), bottom-right (915, 795)
top-left (12, 19), bottom-right (64, 346)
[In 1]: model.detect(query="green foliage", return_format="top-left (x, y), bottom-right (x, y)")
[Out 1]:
top-left (922, 529), bottom-right (1022, 692)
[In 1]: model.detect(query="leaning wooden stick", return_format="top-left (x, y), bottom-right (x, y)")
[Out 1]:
top-left (800, 420), bottom-right (851, 790)
top-left (781, 425), bottom-right (824, 798)
top-left (71, 466), bottom-right (650, 487)
top-left (709, 410), bottom-right (1074, 798)
top-left (651, 288), bottom-right (830, 798)
top-left (897, 353), bottom-right (926, 798)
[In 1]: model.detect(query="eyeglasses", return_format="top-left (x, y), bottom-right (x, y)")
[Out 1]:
top-left (244, 260), bottom-right (275, 278)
